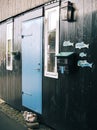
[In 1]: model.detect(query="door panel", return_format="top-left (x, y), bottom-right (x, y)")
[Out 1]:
top-left (22, 18), bottom-right (43, 114)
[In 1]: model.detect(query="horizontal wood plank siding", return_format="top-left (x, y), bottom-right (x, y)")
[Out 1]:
top-left (0, 0), bottom-right (49, 22)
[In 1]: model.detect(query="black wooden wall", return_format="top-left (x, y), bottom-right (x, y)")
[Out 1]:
top-left (0, 19), bottom-right (22, 109)
top-left (43, 0), bottom-right (97, 130)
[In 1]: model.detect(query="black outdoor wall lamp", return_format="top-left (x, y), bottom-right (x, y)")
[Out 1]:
top-left (60, 0), bottom-right (75, 22)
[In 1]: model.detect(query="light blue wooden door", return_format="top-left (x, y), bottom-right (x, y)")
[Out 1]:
top-left (22, 18), bottom-right (43, 114)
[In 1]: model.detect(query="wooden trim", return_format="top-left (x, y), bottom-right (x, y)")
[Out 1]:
top-left (22, 7), bottom-right (44, 22)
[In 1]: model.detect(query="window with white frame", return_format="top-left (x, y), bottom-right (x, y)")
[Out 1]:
top-left (44, 6), bottom-right (59, 78)
top-left (6, 20), bottom-right (13, 70)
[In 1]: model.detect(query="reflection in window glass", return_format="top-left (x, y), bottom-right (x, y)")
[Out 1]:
top-left (8, 40), bottom-right (11, 66)
top-left (47, 30), bottom-right (56, 72)
top-left (48, 11), bottom-right (57, 31)
top-left (47, 53), bottom-right (55, 72)
top-left (48, 31), bottom-right (56, 53)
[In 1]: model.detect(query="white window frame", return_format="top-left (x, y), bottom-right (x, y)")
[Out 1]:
top-left (6, 20), bottom-right (13, 71)
top-left (44, 6), bottom-right (59, 78)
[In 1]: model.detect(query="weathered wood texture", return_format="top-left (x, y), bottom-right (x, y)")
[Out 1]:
top-left (0, 0), bottom-right (49, 22)
top-left (0, 19), bottom-right (22, 109)
top-left (43, 0), bottom-right (97, 130)
top-left (0, 6), bottom-right (44, 109)
top-left (0, 0), bottom-right (97, 130)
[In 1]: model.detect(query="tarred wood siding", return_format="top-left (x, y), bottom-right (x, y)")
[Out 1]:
top-left (0, 0), bottom-right (97, 130)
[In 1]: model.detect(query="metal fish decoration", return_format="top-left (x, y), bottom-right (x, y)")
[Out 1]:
top-left (75, 42), bottom-right (89, 49)
top-left (63, 41), bottom-right (74, 47)
top-left (77, 60), bottom-right (93, 68)
top-left (79, 52), bottom-right (87, 57)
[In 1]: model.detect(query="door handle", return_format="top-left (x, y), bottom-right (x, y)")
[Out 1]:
top-left (33, 68), bottom-right (40, 71)
top-left (22, 92), bottom-right (32, 96)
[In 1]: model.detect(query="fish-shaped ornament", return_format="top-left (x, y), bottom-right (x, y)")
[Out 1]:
top-left (63, 41), bottom-right (74, 47)
top-left (77, 60), bottom-right (93, 68)
top-left (75, 42), bottom-right (89, 49)
top-left (79, 52), bottom-right (87, 57)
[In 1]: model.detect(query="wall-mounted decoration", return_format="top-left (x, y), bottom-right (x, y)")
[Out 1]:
top-left (75, 42), bottom-right (89, 49)
top-left (77, 60), bottom-right (93, 68)
top-left (63, 41), bottom-right (74, 47)
top-left (79, 52), bottom-right (87, 57)
top-left (60, 1), bottom-right (75, 21)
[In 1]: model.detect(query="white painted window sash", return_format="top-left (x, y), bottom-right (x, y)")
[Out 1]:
top-left (6, 20), bottom-right (13, 70)
top-left (44, 6), bottom-right (59, 78)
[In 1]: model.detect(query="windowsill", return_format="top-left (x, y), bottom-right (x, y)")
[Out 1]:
top-left (44, 72), bottom-right (58, 79)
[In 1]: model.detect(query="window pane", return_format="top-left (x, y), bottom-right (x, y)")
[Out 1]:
top-left (47, 11), bottom-right (57, 73)
top-left (8, 54), bottom-right (11, 66)
top-left (8, 40), bottom-right (11, 53)
top-left (7, 39), bottom-right (11, 66)
top-left (44, 6), bottom-right (59, 78)
top-left (47, 53), bottom-right (55, 72)
top-left (48, 30), bottom-right (56, 53)
top-left (6, 21), bottom-right (13, 71)
top-left (48, 11), bottom-right (58, 31)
